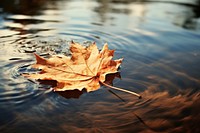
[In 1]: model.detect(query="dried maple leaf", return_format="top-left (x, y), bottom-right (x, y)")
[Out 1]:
top-left (24, 42), bottom-right (141, 98)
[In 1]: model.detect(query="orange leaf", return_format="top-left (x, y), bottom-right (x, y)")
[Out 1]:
top-left (24, 42), bottom-right (123, 92)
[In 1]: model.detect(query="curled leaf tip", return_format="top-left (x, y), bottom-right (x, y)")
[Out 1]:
top-left (33, 53), bottom-right (47, 65)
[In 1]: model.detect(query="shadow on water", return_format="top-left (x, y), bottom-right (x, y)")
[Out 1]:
top-left (0, 0), bottom-right (200, 132)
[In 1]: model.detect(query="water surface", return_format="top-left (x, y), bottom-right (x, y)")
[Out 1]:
top-left (0, 0), bottom-right (200, 132)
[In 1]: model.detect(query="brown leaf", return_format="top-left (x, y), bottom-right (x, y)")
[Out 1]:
top-left (24, 42), bottom-right (123, 92)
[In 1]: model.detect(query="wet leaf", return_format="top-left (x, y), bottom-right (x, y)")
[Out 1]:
top-left (24, 42), bottom-right (123, 92)
top-left (24, 42), bottom-right (141, 98)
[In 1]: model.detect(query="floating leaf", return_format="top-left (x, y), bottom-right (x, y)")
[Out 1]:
top-left (24, 42), bottom-right (141, 98)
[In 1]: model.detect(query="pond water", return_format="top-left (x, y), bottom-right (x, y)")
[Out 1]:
top-left (0, 0), bottom-right (200, 132)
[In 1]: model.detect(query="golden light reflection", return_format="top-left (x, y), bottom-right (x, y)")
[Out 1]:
top-left (0, 29), bottom-right (19, 37)
top-left (3, 21), bottom-right (24, 29)
top-left (12, 86), bottom-right (200, 132)
top-left (136, 88), bottom-right (200, 132)
top-left (8, 15), bottom-right (31, 20)
top-left (129, 3), bottom-right (146, 18)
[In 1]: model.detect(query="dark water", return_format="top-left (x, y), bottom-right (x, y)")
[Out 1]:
top-left (0, 0), bottom-right (200, 132)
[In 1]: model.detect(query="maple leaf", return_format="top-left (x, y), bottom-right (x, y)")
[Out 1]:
top-left (24, 42), bottom-right (141, 98)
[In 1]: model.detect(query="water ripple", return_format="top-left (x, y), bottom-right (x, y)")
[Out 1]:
top-left (0, 59), bottom-right (51, 109)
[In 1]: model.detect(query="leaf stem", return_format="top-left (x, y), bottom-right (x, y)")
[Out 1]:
top-left (100, 81), bottom-right (142, 98)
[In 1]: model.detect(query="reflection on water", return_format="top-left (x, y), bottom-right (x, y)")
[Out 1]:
top-left (0, 0), bottom-right (200, 132)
